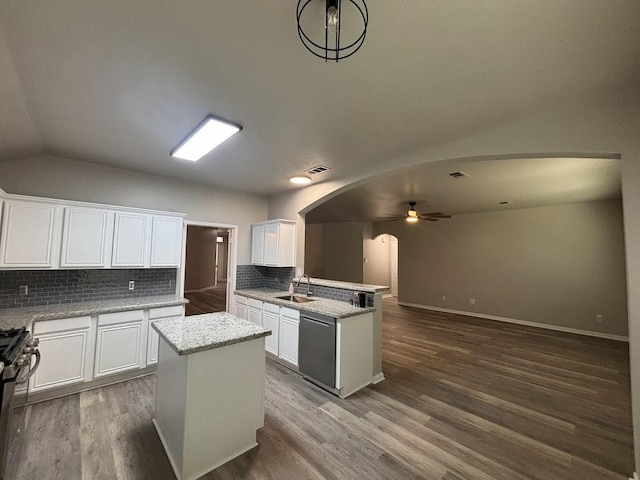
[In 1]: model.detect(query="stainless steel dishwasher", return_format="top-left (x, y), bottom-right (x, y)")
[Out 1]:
top-left (298, 311), bottom-right (338, 394)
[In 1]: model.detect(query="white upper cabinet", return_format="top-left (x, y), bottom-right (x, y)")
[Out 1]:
top-left (61, 207), bottom-right (113, 268)
top-left (251, 220), bottom-right (296, 267)
top-left (150, 216), bottom-right (183, 267)
top-left (251, 225), bottom-right (265, 265)
top-left (112, 212), bottom-right (149, 268)
top-left (0, 200), bottom-right (60, 268)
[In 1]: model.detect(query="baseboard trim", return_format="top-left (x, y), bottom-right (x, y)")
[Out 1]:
top-left (398, 302), bottom-right (629, 342)
top-left (185, 284), bottom-right (226, 294)
top-left (371, 372), bottom-right (385, 384)
top-left (15, 366), bottom-right (157, 406)
top-left (629, 472), bottom-right (638, 480)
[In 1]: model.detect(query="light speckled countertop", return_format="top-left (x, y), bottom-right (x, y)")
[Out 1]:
top-left (152, 312), bottom-right (271, 355)
top-left (302, 278), bottom-right (389, 293)
top-left (234, 289), bottom-right (376, 318)
top-left (0, 295), bottom-right (188, 331)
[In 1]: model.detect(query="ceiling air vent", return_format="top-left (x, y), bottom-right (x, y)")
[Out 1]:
top-left (448, 171), bottom-right (469, 179)
top-left (305, 165), bottom-right (330, 175)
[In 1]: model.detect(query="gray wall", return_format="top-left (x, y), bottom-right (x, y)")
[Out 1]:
top-left (184, 226), bottom-right (217, 292)
top-left (376, 200), bottom-right (628, 337)
top-left (304, 222), bottom-right (365, 283)
top-left (0, 154), bottom-right (268, 264)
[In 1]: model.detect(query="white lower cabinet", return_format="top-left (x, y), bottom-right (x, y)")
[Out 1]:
top-left (147, 305), bottom-right (185, 365)
top-left (262, 302), bottom-right (280, 356)
top-left (278, 307), bottom-right (299, 367)
top-left (247, 298), bottom-right (263, 326)
top-left (235, 295), bottom-right (247, 320)
top-left (30, 316), bottom-right (93, 392)
top-left (94, 310), bottom-right (144, 378)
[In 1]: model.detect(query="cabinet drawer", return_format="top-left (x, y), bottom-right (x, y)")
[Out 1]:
top-left (235, 295), bottom-right (247, 305)
top-left (280, 307), bottom-right (300, 320)
top-left (247, 298), bottom-right (263, 309)
top-left (98, 310), bottom-right (144, 326)
top-left (263, 302), bottom-right (280, 315)
top-left (149, 305), bottom-right (184, 319)
top-left (33, 316), bottom-right (91, 335)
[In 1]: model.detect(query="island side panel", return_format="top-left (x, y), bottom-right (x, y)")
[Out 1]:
top-left (337, 312), bottom-right (374, 398)
top-left (182, 337), bottom-right (267, 480)
top-left (154, 338), bottom-right (189, 477)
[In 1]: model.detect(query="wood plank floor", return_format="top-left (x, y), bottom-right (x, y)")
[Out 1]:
top-left (185, 283), bottom-right (227, 316)
top-left (6, 298), bottom-right (633, 479)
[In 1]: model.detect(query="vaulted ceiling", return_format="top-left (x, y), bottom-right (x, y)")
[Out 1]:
top-left (1, 1), bottom-right (639, 195)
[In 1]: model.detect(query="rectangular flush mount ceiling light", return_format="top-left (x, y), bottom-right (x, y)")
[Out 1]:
top-left (171, 115), bottom-right (242, 161)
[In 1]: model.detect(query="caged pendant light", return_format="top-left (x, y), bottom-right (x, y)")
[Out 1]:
top-left (296, 0), bottom-right (368, 62)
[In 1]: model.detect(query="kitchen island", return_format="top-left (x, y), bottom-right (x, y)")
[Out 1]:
top-left (151, 312), bottom-right (271, 480)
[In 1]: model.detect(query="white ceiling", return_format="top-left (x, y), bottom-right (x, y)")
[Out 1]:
top-left (305, 157), bottom-right (621, 223)
top-left (0, 1), bottom-right (639, 195)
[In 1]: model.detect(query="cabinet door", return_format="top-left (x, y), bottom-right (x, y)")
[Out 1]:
top-left (251, 224), bottom-right (265, 265)
top-left (150, 216), bottom-right (183, 267)
top-left (263, 311), bottom-right (279, 355)
top-left (60, 207), bottom-right (111, 268)
top-left (31, 328), bottom-right (91, 392)
top-left (279, 317), bottom-right (299, 366)
top-left (0, 200), bottom-right (57, 268)
top-left (147, 319), bottom-right (160, 365)
top-left (112, 212), bottom-right (148, 267)
top-left (235, 303), bottom-right (247, 320)
top-left (263, 224), bottom-right (279, 266)
top-left (95, 321), bottom-right (143, 377)
top-left (247, 306), bottom-right (262, 327)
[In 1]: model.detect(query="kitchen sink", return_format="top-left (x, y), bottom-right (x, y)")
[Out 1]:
top-left (275, 295), bottom-right (316, 304)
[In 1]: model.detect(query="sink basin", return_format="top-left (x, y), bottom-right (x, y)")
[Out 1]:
top-left (275, 295), bottom-right (316, 304)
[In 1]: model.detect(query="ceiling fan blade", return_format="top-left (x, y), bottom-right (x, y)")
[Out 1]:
top-left (419, 216), bottom-right (439, 221)
top-left (424, 212), bottom-right (451, 218)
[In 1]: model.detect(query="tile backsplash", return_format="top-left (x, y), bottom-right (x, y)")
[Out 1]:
top-left (0, 269), bottom-right (177, 309)
top-left (235, 265), bottom-right (373, 306)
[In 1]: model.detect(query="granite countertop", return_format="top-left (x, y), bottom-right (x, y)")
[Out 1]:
top-left (0, 295), bottom-right (188, 331)
top-left (152, 312), bottom-right (271, 356)
top-left (304, 278), bottom-right (389, 293)
top-left (234, 289), bottom-right (376, 318)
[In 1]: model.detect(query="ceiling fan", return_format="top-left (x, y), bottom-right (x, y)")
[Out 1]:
top-left (378, 202), bottom-right (452, 223)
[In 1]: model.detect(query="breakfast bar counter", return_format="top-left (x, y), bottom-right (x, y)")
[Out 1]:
top-left (151, 312), bottom-right (271, 480)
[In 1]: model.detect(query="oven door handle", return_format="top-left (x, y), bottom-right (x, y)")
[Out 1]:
top-left (16, 349), bottom-right (41, 385)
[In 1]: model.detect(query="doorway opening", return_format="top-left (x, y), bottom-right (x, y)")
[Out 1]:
top-left (183, 224), bottom-right (232, 316)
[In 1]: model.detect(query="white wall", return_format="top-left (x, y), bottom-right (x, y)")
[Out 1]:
top-left (376, 200), bottom-right (628, 337)
top-left (363, 228), bottom-right (391, 287)
top-left (0, 154), bottom-right (267, 264)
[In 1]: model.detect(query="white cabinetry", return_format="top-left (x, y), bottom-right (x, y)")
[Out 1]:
top-left (60, 207), bottom-right (112, 268)
top-left (247, 298), bottom-right (263, 326)
top-left (147, 305), bottom-right (184, 365)
top-left (250, 220), bottom-right (296, 267)
top-left (94, 310), bottom-right (144, 378)
top-left (30, 316), bottom-right (93, 392)
top-left (235, 295), bottom-right (247, 320)
top-left (0, 200), bottom-right (59, 268)
top-left (112, 212), bottom-right (149, 267)
top-left (279, 307), bottom-right (299, 367)
top-left (262, 302), bottom-right (280, 356)
top-left (251, 225), bottom-right (265, 265)
top-left (150, 216), bottom-right (183, 267)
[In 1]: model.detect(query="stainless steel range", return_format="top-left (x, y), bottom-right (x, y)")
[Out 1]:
top-left (0, 328), bottom-right (40, 479)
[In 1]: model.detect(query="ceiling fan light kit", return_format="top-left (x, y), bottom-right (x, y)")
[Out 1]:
top-left (296, 0), bottom-right (368, 62)
top-left (401, 201), bottom-right (452, 224)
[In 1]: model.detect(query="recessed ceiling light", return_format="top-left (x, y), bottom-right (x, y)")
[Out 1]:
top-left (290, 176), bottom-right (312, 185)
top-left (171, 115), bottom-right (242, 162)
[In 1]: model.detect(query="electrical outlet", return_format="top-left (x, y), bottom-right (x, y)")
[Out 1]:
top-left (442, 295), bottom-right (447, 301)
top-left (469, 298), bottom-right (476, 305)
top-left (18, 285), bottom-right (29, 296)
top-left (596, 314), bottom-right (603, 322)
top-left (169, 279), bottom-right (174, 287)
top-left (128, 281), bottom-right (135, 291)
top-left (296, 267), bottom-right (303, 277)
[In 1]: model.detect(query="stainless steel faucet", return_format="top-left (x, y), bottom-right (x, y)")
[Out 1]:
top-left (295, 274), bottom-right (313, 297)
